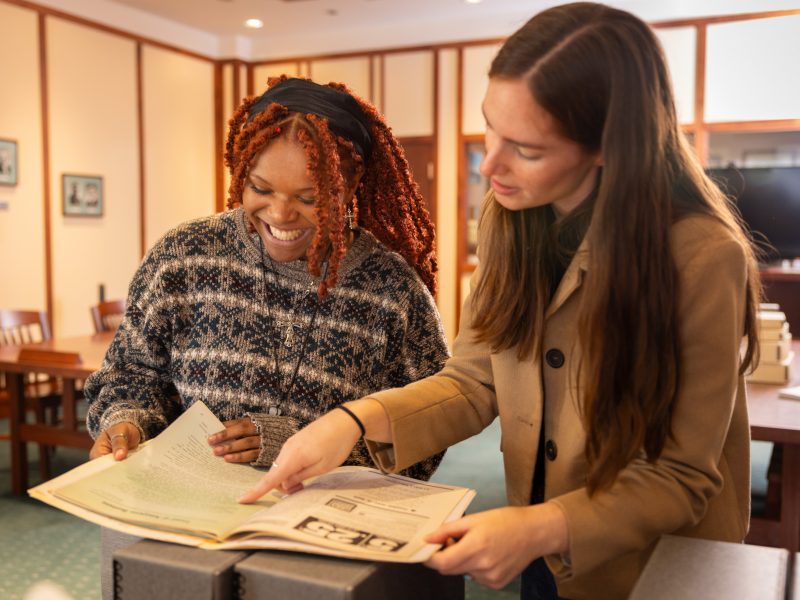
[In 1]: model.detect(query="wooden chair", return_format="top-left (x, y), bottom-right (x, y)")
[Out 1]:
top-left (90, 299), bottom-right (126, 333)
top-left (0, 309), bottom-right (61, 479)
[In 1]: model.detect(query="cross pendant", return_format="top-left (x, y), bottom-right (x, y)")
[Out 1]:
top-left (283, 323), bottom-right (301, 348)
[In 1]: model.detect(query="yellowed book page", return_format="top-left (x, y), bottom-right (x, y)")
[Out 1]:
top-left (213, 466), bottom-right (475, 562)
top-left (40, 402), bottom-right (275, 539)
top-left (209, 485), bottom-right (475, 563)
top-left (29, 401), bottom-right (476, 562)
top-left (30, 452), bottom-right (210, 546)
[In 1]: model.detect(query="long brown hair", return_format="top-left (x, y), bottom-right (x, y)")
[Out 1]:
top-left (470, 3), bottom-right (761, 493)
top-left (225, 76), bottom-right (437, 296)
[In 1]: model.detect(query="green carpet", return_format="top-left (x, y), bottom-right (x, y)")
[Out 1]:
top-left (0, 419), bottom-right (518, 600)
top-left (0, 444), bottom-right (101, 600)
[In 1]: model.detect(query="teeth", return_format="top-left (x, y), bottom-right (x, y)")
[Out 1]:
top-left (270, 226), bottom-right (304, 241)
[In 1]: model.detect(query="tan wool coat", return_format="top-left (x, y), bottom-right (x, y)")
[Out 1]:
top-left (366, 213), bottom-right (751, 599)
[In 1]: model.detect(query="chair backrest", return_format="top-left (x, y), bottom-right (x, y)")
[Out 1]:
top-left (0, 309), bottom-right (51, 346)
top-left (90, 299), bottom-right (127, 333)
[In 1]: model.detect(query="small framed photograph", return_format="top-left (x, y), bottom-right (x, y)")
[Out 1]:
top-left (62, 174), bottom-right (103, 217)
top-left (0, 138), bottom-right (18, 186)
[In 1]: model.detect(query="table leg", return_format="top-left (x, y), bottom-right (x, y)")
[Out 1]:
top-left (781, 443), bottom-right (800, 552)
top-left (8, 372), bottom-right (28, 495)
top-left (62, 378), bottom-right (76, 431)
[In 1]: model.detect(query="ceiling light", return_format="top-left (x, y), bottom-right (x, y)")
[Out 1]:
top-left (464, 0), bottom-right (483, 4)
top-left (245, 18), bottom-right (264, 29)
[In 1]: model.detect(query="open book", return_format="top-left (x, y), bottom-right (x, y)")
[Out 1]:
top-left (29, 401), bottom-right (475, 563)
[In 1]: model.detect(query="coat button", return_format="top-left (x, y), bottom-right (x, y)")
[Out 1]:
top-left (545, 439), bottom-right (558, 461)
top-left (545, 348), bottom-right (565, 368)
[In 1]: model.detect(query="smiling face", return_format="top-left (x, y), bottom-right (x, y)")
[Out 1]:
top-left (480, 78), bottom-right (602, 217)
top-left (243, 136), bottom-right (321, 262)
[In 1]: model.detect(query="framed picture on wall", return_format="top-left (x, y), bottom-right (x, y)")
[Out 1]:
top-left (62, 174), bottom-right (103, 217)
top-left (0, 138), bottom-right (18, 186)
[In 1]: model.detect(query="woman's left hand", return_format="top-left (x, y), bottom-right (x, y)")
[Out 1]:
top-left (423, 503), bottom-right (569, 590)
top-left (207, 418), bottom-right (261, 463)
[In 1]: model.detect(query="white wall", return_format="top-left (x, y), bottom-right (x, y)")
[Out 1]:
top-left (47, 17), bottom-right (140, 337)
top-left (0, 3), bottom-right (46, 312)
top-left (142, 46), bottom-right (216, 249)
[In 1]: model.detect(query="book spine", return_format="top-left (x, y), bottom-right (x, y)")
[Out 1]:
top-left (747, 352), bottom-right (794, 384)
top-left (759, 337), bottom-right (793, 363)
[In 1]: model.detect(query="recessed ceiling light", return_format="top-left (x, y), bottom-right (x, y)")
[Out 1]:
top-left (464, 0), bottom-right (483, 4)
top-left (245, 18), bottom-right (264, 29)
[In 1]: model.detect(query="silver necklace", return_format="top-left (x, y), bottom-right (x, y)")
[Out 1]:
top-left (258, 238), bottom-right (327, 403)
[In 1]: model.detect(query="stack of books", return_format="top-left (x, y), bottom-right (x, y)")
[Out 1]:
top-left (747, 304), bottom-right (793, 384)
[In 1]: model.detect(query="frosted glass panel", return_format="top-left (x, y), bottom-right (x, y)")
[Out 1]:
top-left (309, 57), bottom-right (371, 102)
top-left (252, 62), bottom-right (299, 92)
top-left (654, 26), bottom-right (696, 125)
top-left (706, 15), bottom-right (800, 122)
top-left (462, 44), bottom-right (501, 134)
top-left (384, 52), bottom-right (434, 137)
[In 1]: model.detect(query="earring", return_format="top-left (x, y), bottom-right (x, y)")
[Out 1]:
top-left (346, 208), bottom-right (356, 230)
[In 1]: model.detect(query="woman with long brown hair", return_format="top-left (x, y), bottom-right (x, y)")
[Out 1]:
top-left (85, 76), bottom-right (447, 483)
top-left (240, 4), bottom-right (760, 599)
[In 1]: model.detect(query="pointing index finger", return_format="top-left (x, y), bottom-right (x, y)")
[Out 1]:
top-left (238, 462), bottom-right (286, 504)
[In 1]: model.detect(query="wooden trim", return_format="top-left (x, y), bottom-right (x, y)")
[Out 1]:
top-left (249, 37), bottom-right (506, 66)
top-left (395, 135), bottom-right (433, 145)
top-left (379, 54), bottom-right (386, 114)
top-left (692, 25), bottom-right (708, 165)
top-left (136, 43), bottom-right (146, 257)
top-left (431, 50), bottom-right (439, 300)
top-left (455, 47), bottom-right (465, 325)
top-left (246, 61), bottom-right (254, 96)
top-left (2, 0), bottom-right (215, 62)
top-left (652, 8), bottom-right (800, 29)
top-left (232, 60), bottom-right (241, 108)
top-left (37, 12), bottom-right (53, 328)
top-left (214, 61), bottom-right (225, 213)
top-left (368, 54), bottom-right (375, 103)
top-left (704, 120), bottom-right (800, 132)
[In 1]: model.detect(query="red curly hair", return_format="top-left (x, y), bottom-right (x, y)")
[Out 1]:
top-left (225, 75), bottom-right (437, 297)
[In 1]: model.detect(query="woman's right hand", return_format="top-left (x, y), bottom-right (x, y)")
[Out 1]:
top-left (89, 422), bottom-right (141, 461)
top-left (238, 399), bottom-right (387, 503)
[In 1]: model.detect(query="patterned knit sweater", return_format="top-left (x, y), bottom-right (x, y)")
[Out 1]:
top-left (84, 208), bottom-right (449, 480)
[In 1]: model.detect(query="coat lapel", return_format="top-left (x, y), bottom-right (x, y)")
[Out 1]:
top-left (545, 236), bottom-right (590, 319)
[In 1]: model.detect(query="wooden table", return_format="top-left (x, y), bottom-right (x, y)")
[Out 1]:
top-left (746, 341), bottom-right (800, 552)
top-left (0, 332), bottom-right (113, 495)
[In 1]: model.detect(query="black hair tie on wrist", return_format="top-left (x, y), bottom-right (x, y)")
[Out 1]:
top-left (336, 405), bottom-right (366, 437)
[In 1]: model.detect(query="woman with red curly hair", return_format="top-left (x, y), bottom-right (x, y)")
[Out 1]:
top-left (84, 77), bottom-right (448, 485)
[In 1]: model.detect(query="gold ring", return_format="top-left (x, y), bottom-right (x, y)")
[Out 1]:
top-left (110, 433), bottom-right (128, 442)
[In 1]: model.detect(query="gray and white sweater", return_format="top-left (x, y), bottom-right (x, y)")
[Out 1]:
top-left (85, 208), bottom-right (449, 480)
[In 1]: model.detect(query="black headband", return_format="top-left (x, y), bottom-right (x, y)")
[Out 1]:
top-left (246, 78), bottom-right (373, 161)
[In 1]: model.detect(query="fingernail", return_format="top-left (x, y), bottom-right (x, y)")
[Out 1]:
top-left (207, 435), bottom-right (218, 444)
top-left (114, 449), bottom-right (125, 460)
